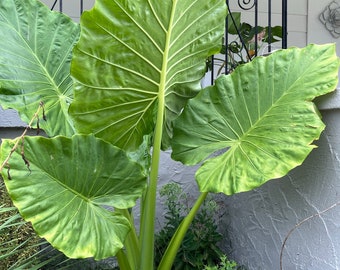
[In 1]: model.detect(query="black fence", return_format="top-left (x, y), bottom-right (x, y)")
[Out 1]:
top-left (50, 0), bottom-right (288, 80)
top-left (51, 0), bottom-right (84, 14)
top-left (212, 0), bottom-right (288, 79)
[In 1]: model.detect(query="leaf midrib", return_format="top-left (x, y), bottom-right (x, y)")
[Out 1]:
top-left (236, 56), bottom-right (313, 145)
top-left (159, 0), bottom-right (178, 101)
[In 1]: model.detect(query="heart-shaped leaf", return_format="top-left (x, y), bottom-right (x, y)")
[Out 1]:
top-left (0, 134), bottom-right (147, 259)
top-left (70, 0), bottom-right (226, 150)
top-left (172, 44), bottom-right (339, 195)
top-left (0, 0), bottom-right (79, 136)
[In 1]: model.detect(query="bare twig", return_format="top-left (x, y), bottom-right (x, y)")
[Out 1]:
top-left (20, 137), bottom-right (31, 174)
top-left (0, 102), bottom-right (45, 172)
top-left (280, 201), bottom-right (340, 270)
top-left (41, 101), bottom-right (47, 121)
top-left (5, 163), bottom-right (11, 180)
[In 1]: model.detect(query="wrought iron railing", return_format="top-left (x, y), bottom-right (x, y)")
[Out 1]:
top-left (211, 0), bottom-right (288, 79)
top-left (50, 0), bottom-right (288, 81)
top-left (50, 0), bottom-right (84, 14)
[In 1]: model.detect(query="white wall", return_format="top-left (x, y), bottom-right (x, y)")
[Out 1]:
top-left (308, 0), bottom-right (340, 109)
top-left (41, 0), bottom-right (94, 21)
top-left (228, 0), bottom-right (308, 48)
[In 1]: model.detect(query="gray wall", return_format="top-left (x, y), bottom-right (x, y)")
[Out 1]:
top-left (219, 108), bottom-right (340, 269)
top-left (152, 109), bottom-right (340, 270)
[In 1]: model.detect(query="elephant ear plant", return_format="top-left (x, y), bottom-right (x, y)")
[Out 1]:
top-left (0, 0), bottom-right (339, 269)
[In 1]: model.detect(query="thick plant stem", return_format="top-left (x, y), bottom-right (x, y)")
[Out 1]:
top-left (116, 249), bottom-right (132, 270)
top-left (117, 209), bottom-right (140, 269)
top-left (157, 192), bottom-right (208, 270)
top-left (139, 96), bottom-right (165, 270)
top-left (139, 1), bottom-right (176, 268)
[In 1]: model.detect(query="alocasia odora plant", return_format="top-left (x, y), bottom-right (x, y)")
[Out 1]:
top-left (0, 0), bottom-right (339, 269)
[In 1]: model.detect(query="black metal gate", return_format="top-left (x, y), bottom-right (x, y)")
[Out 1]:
top-left (211, 0), bottom-right (288, 79)
top-left (50, 0), bottom-right (288, 80)
top-left (51, 0), bottom-right (85, 14)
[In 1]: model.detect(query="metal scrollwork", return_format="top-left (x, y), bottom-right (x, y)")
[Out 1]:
top-left (238, 0), bottom-right (255, 11)
top-left (320, 0), bottom-right (340, 38)
top-left (51, 0), bottom-right (58, 11)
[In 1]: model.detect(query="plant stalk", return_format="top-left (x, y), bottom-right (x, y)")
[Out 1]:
top-left (157, 192), bottom-right (208, 270)
top-left (139, 95), bottom-right (165, 270)
top-left (139, 1), bottom-right (178, 268)
top-left (116, 249), bottom-right (132, 270)
top-left (117, 209), bottom-right (140, 269)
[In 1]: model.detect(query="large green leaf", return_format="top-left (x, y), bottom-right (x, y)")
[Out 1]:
top-left (227, 12), bottom-right (241, 35)
top-left (0, 134), bottom-right (147, 259)
top-left (70, 0), bottom-right (226, 150)
top-left (172, 44), bottom-right (339, 195)
top-left (0, 0), bottom-right (79, 136)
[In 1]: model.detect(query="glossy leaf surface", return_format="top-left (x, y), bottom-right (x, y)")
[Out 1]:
top-left (0, 134), bottom-right (147, 259)
top-left (70, 0), bottom-right (226, 150)
top-left (172, 44), bottom-right (339, 195)
top-left (0, 0), bottom-right (79, 136)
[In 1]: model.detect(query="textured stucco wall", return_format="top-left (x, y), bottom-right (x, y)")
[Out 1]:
top-left (0, 107), bottom-right (26, 127)
top-left (217, 108), bottom-right (340, 270)
top-left (129, 94), bottom-right (340, 270)
top-left (131, 108), bottom-right (340, 270)
top-left (150, 108), bottom-right (340, 270)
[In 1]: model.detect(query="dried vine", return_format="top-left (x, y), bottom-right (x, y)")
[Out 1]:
top-left (0, 102), bottom-right (46, 176)
top-left (280, 201), bottom-right (340, 269)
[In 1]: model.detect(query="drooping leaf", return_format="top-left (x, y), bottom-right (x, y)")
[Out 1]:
top-left (127, 134), bottom-right (152, 175)
top-left (0, 134), bottom-right (147, 259)
top-left (70, 0), bottom-right (227, 150)
top-left (263, 25), bottom-right (283, 43)
top-left (227, 12), bottom-right (241, 35)
top-left (172, 44), bottom-right (339, 195)
top-left (0, 0), bottom-right (79, 136)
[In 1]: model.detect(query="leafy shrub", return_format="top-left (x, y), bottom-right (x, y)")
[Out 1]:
top-left (155, 182), bottom-right (232, 269)
top-left (204, 255), bottom-right (242, 270)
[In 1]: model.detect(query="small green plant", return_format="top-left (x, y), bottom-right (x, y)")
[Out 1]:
top-left (204, 255), bottom-right (239, 270)
top-left (210, 12), bottom-right (283, 74)
top-left (155, 182), bottom-right (224, 269)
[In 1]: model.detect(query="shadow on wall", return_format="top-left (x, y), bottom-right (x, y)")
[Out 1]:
top-left (0, 107), bottom-right (26, 128)
top-left (218, 110), bottom-right (340, 270)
